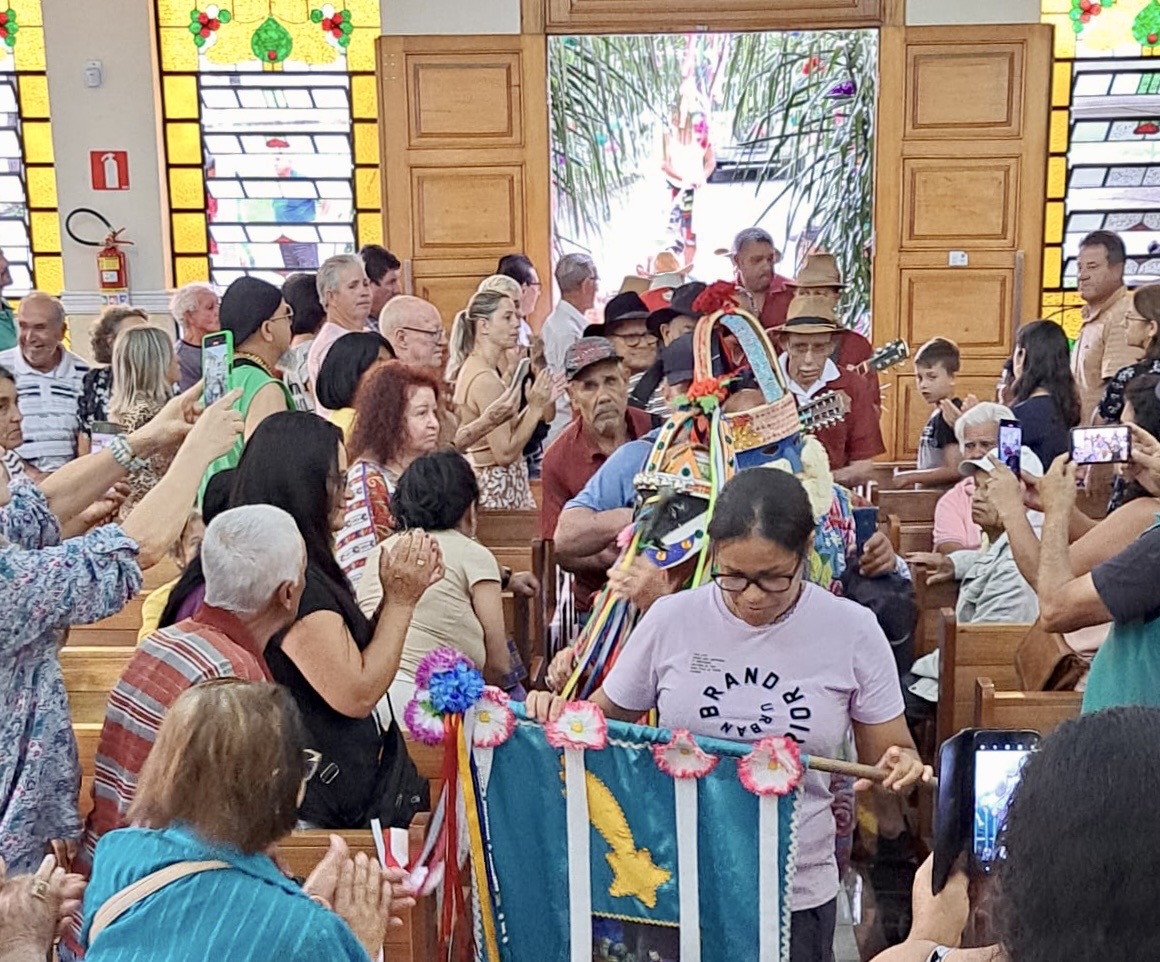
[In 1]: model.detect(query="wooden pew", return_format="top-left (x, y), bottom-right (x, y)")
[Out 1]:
top-left (878, 489), bottom-right (941, 555)
top-left (60, 646), bottom-right (134, 725)
top-left (476, 509), bottom-right (539, 576)
top-left (910, 562), bottom-right (959, 659)
top-left (66, 557), bottom-right (182, 647)
top-left (974, 677), bottom-right (1083, 737)
top-left (936, 610), bottom-right (1028, 748)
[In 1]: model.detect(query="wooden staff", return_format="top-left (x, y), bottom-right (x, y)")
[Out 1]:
top-left (805, 753), bottom-right (938, 790)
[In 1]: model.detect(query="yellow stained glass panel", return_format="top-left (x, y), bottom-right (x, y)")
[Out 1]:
top-left (354, 122), bottom-right (378, 165)
top-left (156, 0), bottom-right (194, 26)
top-left (1043, 247), bottom-right (1062, 290)
top-left (1049, 109), bottom-right (1069, 153)
top-left (1061, 306), bottom-right (1084, 341)
top-left (33, 255), bottom-right (62, 295)
top-left (26, 167), bottom-right (56, 209)
top-left (1047, 156), bottom-right (1067, 199)
top-left (355, 167), bottom-right (381, 210)
top-left (166, 122), bottom-right (203, 166)
top-left (1052, 62), bottom-right (1072, 107)
top-left (1045, 201), bottom-right (1065, 244)
top-left (30, 211), bottom-right (60, 253)
top-left (163, 75), bottom-right (199, 120)
top-left (160, 28), bottom-right (198, 71)
top-left (347, 30), bottom-right (375, 72)
top-left (351, 74), bottom-right (377, 120)
top-left (21, 121), bottom-right (52, 164)
top-left (1043, 292), bottom-right (1064, 308)
top-left (175, 256), bottom-right (210, 288)
top-left (19, 1), bottom-right (42, 27)
top-left (18, 75), bottom-right (49, 119)
top-left (1041, 0), bottom-right (1070, 12)
top-left (1064, 292), bottom-right (1084, 306)
top-left (1046, 15), bottom-right (1077, 59)
top-left (14, 26), bottom-right (44, 72)
top-left (357, 211), bottom-right (383, 247)
top-left (172, 213), bottom-right (208, 254)
top-left (169, 168), bottom-right (205, 210)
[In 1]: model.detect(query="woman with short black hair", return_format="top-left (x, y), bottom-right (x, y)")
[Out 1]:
top-left (356, 449), bottom-right (518, 706)
top-left (314, 331), bottom-right (393, 437)
top-left (528, 469), bottom-right (926, 962)
top-left (1011, 320), bottom-right (1082, 468)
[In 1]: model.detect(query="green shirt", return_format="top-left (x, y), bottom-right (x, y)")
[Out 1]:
top-left (0, 301), bottom-right (17, 353)
top-left (197, 360), bottom-right (294, 503)
top-left (1082, 520), bottom-right (1160, 713)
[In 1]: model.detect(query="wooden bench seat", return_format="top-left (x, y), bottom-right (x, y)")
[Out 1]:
top-left (60, 646), bottom-right (135, 725)
top-left (974, 677), bottom-right (1083, 737)
top-left (910, 562), bottom-right (959, 659)
top-left (936, 610), bottom-right (1028, 747)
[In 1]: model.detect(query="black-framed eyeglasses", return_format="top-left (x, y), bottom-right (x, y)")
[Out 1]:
top-left (711, 563), bottom-right (802, 595)
top-left (611, 333), bottom-right (657, 348)
top-left (400, 326), bottom-right (446, 342)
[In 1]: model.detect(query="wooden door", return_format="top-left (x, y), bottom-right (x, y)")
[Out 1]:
top-left (873, 25), bottom-right (1052, 459)
top-left (377, 36), bottom-right (551, 330)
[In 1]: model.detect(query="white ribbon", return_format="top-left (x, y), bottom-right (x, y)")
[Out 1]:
top-left (758, 793), bottom-right (780, 962)
top-left (563, 748), bottom-right (592, 962)
top-left (674, 778), bottom-right (701, 962)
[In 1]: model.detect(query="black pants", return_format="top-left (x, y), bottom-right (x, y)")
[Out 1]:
top-left (791, 897), bottom-right (838, 962)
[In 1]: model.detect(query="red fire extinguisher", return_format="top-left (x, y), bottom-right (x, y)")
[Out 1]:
top-left (97, 227), bottom-right (132, 292)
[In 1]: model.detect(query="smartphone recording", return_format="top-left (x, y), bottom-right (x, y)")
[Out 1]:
top-left (1070, 425), bottom-right (1131, 465)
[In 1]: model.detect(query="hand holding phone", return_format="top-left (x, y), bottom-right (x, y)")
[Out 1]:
top-left (511, 356), bottom-right (532, 389)
top-left (998, 418), bottom-right (1022, 479)
top-left (90, 420), bottom-right (124, 455)
top-left (201, 331), bottom-right (234, 407)
top-left (852, 506), bottom-right (879, 557)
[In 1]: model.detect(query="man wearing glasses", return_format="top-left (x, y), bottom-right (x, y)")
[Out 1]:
top-left (379, 294), bottom-right (522, 453)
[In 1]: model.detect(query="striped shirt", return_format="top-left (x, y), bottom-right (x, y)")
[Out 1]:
top-left (0, 346), bottom-right (89, 471)
top-left (76, 606), bottom-right (271, 877)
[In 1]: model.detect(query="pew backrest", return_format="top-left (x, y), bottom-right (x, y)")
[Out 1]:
top-left (974, 677), bottom-right (1083, 738)
top-left (60, 646), bottom-right (135, 725)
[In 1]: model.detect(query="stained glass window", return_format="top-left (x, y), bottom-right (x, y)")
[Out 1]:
top-left (0, 2), bottom-right (60, 297)
top-left (1041, 0), bottom-right (1160, 338)
top-left (154, 0), bottom-right (382, 288)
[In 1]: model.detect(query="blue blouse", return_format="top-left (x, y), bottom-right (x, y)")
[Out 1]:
top-left (0, 480), bottom-right (142, 873)
top-left (82, 824), bottom-right (369, 961)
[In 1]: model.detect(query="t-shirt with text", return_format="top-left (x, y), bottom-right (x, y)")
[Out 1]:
top-left (601, 581), bottom-right (905, 912)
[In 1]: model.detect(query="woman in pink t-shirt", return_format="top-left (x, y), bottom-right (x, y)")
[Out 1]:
top-left (528, 469), bottom-right (929, 962)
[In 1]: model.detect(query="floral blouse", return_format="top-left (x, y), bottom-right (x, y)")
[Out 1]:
top-left (77, 366), bottom-right (114, 438)
top-left (0, 481), bottom-right (142, 873)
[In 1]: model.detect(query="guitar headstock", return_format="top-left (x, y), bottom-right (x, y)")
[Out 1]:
top-left (799, 390), bottom-right (851, 433)
top-left (866, 339), bottom-right (910, 374)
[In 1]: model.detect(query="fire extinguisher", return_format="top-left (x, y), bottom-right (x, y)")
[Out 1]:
top-left (97, 227), bottom-right (132, 292)
top-left (65, 208), bottom-right (133, 294)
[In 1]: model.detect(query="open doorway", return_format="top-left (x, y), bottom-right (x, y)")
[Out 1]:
top-left (547, 30), bottom-right (878, 333)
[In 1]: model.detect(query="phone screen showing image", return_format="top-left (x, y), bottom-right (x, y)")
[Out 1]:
top-left (202, 333), bottom-right (232, 406)
top-left (998, 419), bottom-right (1022, 478)
top-left (1070, 425), bottom-right (1132, 465)
top-left (973, 736), bottom-right (1035, 870)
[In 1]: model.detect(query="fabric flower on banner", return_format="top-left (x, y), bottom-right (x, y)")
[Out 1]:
top-left (738, 735), bottom-right (804, 796)
top-left (544, 701), bottom-right (608, 751)
top-left (414, 647), bottom-right (467, 689)
top-left (404, 691), bottom-right (445, 746)
top-left (692, 280), bottom-right (741, 316)
top-left (653, 729), bottom-right (719, 779)
top-left (429, 661), bottom-right (485, 714)
top-left (473, 687), bottom-right (516, 748)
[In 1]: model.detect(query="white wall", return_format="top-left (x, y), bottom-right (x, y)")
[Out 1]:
top-left (906, 0), bottom-right (1041, 25)
top-left (382, 0), bottom-right (520, 35)
top-left (42, 0), bottom-right (169, 308)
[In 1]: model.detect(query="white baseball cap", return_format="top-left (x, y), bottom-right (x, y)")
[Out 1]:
top-left (960, 446), bottom-right (1044, 480)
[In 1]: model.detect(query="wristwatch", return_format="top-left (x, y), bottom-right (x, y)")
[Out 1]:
top-left (109, 434), bottom-right (148, 471)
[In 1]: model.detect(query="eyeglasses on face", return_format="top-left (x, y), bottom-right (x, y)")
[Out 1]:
top-left (710, 564), bottom-right (801, 595)
top-left (268, 307), bottom-right (295, 324)
top-left (400, 326), bottom-right (446, 342)
top-left (611, 333), bottom-right (657, 348)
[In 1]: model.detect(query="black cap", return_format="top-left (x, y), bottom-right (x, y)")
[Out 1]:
top-left (603, 291), bottom-right (650, 328)
top-left (646, 281), bottom-right (707, 336)
top-left (659, 333), bottom-right (696, 385)
top-left (219, 276), bottom-right (283, 344)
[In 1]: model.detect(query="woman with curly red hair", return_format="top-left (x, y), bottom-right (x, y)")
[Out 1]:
top-left (335, 361), bottom-right (442, 586)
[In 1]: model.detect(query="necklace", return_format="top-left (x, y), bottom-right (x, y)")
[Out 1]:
top-left (235, 351), bottom-right (275, 378)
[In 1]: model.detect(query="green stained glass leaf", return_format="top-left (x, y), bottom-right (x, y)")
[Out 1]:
top-left (310, 7), bottom-right (323, 22)
top-left (1134, 1), bottom-right (1160, 44)
top-left (218, 9), bottom-right (231, 23)
top-left (250, 16), bottom-right (292, 64)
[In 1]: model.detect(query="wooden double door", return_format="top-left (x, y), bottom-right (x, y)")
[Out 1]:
top-left (377, 24), bottom-right (1053, 459)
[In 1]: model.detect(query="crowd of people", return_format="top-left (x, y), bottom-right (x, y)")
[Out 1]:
top-left (1, 225), bottom-right (1160, 961)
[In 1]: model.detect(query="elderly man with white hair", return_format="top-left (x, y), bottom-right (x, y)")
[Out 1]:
top-left (77, 503), bottom-right (308, 876)
top-left (307, 254), bottom-right (373, 400)
top-left (0, 292), bottom-right (90, 471)
top-left (926, 401), bottom-right (1015, 555)
top-left (170, 281), bottom-right (220, 393)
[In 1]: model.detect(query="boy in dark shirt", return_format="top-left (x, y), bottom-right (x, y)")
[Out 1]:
top-left (891, 337), bottom-right (966, 488)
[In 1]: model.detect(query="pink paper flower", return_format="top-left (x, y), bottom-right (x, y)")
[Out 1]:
top-left (544, 701), bottom-right (608, 751)
top-left (472, 687), bottom-right (515, 748)
top-left (653, 729), bottom-right (719, 779)
top-left (738, 736), bottom-right (804, 796)
top-left (404, 691), bottom-right (446, 746)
